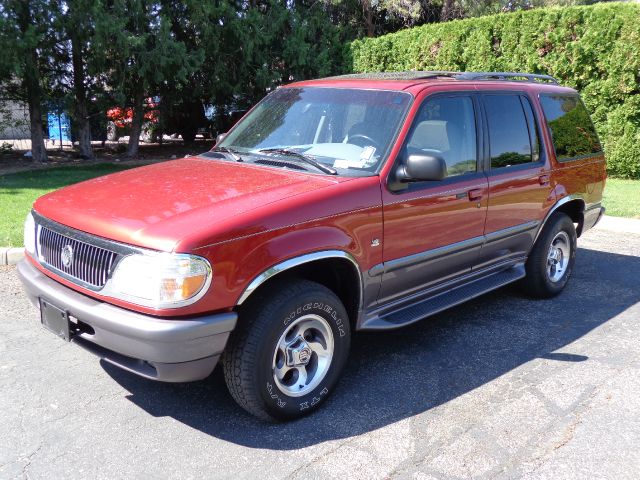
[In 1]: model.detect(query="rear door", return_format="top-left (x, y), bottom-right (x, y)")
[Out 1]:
top-left (476, 92), bottom-right (556, 270)
top-left (378, 92), bottom-right (488, 305)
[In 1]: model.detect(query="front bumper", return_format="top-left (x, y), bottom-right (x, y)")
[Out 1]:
top-left (18, 259), bottom-right (237, 382)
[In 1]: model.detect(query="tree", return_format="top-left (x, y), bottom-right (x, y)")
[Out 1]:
top-left (323, 0), bottom-right (435, 38)
top-left (94, 0), bottom-right (203, 157)
top-left (61, 0), bottom-right (104, 159)
top-left (0, 0), bottom-right (62, 163)
top-left (180, 0), bottom-right (347, 128)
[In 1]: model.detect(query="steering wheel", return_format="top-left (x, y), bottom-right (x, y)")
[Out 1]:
top-left (348, 133), bottom-right (381, 150)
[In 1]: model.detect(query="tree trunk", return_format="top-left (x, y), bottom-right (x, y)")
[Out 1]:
top-left (71, 31), bottom-right (94, 159)
top-left (25, 52), bottom-right (47, 163)
top-left (441, 0), bottom-right (456, 22)
top-left (362, 1), bottom-right (374, 37)
top-left (26, 88), bottom-right (47, 163)
top-left (20, 2), bottom-right (47, 163)
top-left (126, 89), bottom-right (144, 158)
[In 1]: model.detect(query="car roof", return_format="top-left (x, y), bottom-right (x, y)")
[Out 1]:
top-left (286, 71), bottom-right (576, 96)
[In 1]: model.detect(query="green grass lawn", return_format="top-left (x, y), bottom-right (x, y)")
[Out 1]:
top-left (0, 164), bottom-right (135, 247)
top-left (603, 178), bottom-right (640, 219)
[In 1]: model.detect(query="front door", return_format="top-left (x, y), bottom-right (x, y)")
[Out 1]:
top-left (378, 93), bottom-right (489, 305)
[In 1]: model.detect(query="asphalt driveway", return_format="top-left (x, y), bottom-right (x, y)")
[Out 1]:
top-left (1, 227), bottom-right (639, 479)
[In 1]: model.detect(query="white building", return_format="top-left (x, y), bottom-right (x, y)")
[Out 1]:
top-left (0, 99), bottom-right (30, 140)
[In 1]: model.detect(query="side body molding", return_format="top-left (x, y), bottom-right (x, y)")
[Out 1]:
top-left (236, 250), bottom-right (364, 316)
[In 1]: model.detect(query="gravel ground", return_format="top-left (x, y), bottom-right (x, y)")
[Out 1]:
top-left (1, 228), bottom-right (639, 479)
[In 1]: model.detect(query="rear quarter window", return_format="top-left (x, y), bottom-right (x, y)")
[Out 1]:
top-left (539, 94), bottom-right (602, 162)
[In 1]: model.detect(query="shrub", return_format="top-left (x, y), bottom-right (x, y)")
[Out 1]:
top-left (345, 3), bottom-right (640, 179)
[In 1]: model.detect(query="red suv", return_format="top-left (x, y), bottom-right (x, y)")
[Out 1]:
top-left (19, 71), bottom-right (606, 421)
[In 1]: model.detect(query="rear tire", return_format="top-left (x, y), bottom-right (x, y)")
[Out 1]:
top-left (521, 212), bottom-right (577, 298)
top-left (223, 279), bottom-right (351, 421)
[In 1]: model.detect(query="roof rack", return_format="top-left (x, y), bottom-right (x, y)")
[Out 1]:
top-left (404, 71), bottom-right (461, 79)
top-left (325, 70), bottom-right (559, 84)
top-left (451, 71), bottom-right (558, 84)
top-left (325, 71), bottom-right (459, 81)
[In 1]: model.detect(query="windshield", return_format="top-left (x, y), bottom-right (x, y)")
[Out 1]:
top-left (219, 87), bottom-right (412, 174)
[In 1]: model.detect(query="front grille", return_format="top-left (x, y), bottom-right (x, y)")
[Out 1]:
top-left (38, 226), bottom-right (119, 289)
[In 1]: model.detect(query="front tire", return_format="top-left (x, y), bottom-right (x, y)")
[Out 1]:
top-left (223, 279), bottom-right (351, 421)
top-left (521, 212), bottom-right (577, 298)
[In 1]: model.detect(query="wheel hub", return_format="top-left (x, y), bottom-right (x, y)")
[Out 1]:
top-left (546, 231), bottom-right (570, 283)
top-left (286, 337), bottom-right (313, 367)
top-left (272, 314), bottom-right (334, 397)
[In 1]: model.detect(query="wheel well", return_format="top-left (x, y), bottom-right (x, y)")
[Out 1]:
top-left (239, 258), bottom-right (361, 328)
top-left (554, 199), bottom-right (585, 236)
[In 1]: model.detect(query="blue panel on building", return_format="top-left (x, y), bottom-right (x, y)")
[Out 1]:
top-left (48, 112), bottom-right (72, 142)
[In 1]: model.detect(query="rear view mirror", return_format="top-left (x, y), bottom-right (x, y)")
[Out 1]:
top-left (396, 153), bottom-right (447, 182)
top-left (216, 133), bottom-right (227, 145)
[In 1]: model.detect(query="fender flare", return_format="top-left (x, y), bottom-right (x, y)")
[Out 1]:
top-left (236, 250), bottom-right (364, 320)
top-left (532, 194), bottom-right (586, 245)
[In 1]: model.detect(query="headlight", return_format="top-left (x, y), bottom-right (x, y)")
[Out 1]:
top-left (24, 212), bottom-right (36, 255)
top-left (109, 253), bottom-right (212, 308)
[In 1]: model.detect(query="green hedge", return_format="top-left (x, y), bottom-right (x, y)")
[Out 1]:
top-left (345, 3), bottom-right (640, 179)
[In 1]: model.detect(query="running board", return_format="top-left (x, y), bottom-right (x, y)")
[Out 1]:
top-left (361, 265), bottom-right (526, 330)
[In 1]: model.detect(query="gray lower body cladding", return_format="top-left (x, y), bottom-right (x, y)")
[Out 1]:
top-left (17, 259), bottom-right (237, 382)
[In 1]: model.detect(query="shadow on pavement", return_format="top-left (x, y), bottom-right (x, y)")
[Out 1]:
top-left (103, 246), bottom-right (639, 449)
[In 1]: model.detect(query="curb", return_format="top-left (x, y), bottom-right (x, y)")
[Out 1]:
top-left (594, 215), bottom-right (640, 235)
top-left (0, 247), bottom-right (25, 266)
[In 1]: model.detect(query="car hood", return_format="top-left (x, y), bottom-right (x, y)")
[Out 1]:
top-left (33, 156), bottom-right (355, 251)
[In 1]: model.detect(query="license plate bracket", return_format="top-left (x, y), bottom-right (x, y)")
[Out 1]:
top-left (40, 298), bottom-right (71, 341)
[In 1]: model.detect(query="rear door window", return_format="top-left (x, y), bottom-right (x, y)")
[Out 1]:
top-left (539, 94), bottom-right (602, 161)
top-left (484, 94), bottom-right (535, 169)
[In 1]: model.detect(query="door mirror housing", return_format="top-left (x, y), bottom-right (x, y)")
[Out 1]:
top-left (216, 133), bottom-right (227, 145)
top-left (396, 152), bottom-right (447, 182)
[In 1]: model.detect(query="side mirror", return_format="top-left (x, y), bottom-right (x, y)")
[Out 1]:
top-left (216, 133), bottom-right (227, 145)
top-left (396, 153), bottom-right (447, 182)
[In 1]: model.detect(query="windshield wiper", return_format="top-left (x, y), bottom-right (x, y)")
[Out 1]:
top-left (258, 148), bottom-right (337, 175)
top-left (211, 146), bottom-right (243, 162)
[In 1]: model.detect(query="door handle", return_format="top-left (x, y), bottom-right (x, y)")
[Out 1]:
top-left (539, 174), bottom-right (550, 186)
top-left (468, 189), bottom-right (483, 202)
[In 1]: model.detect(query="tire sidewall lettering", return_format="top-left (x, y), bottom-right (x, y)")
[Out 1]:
top-left (266, 382), bottom-right (287, 408)
top-left (283, 302), bottom-right (346, 337)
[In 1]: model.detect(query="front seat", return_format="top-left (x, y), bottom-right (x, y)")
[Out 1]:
top-left (407, 119), bottom-right (463, 168)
